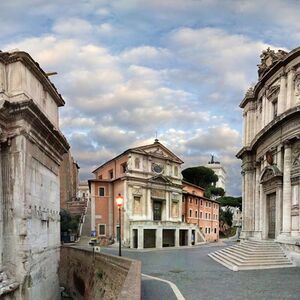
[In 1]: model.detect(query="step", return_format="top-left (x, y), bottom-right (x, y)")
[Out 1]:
top-left (221, 249), bottom-right (287, 261)
top-left (223, 248), bottom-right (285, 258)
top-left (208, 240), bottom-right (295, 271)
top-left (215, 250), bottom-right (291, 265)
top-left (212, 251), bottom-right (293, 267)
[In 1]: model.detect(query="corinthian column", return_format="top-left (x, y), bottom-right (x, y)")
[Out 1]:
top-left (282, 142), bottom-right (292, 235)
top-left (0, 144), bottom-right (2, 270)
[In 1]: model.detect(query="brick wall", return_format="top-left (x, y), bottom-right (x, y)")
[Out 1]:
top-left (59, 247), bottom-right (141, 300)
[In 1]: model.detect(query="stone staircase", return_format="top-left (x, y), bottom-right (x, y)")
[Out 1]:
top-left (208, 240), bottom-right (295, 271)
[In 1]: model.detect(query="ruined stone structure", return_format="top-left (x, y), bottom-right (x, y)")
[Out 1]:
top-left (89, 140), bottom-right (203, 249)
top-left (0, 51), bottom-right (69, 298)
top-left (237, 47), bottom-right (300, 257)
top-left (60, 151), bottom-right (80, 210)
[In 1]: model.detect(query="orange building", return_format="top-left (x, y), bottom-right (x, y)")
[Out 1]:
top-left (88, 140), bottom-right (204, 248)
top-left (182, 181), bottom-right (219, 242)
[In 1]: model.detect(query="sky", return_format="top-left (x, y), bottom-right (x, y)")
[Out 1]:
top-left (1, 0), bottom-right (300, 196)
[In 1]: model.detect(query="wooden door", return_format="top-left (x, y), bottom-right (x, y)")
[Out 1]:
top-left (268, 193), bottom-right (276, 239)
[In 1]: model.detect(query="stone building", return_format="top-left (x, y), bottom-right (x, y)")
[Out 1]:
top-left (88, 139), bottom-right (202, 249)
top-left (182, 181), bottom-right (219, 242)
top-left (0, 50), bottom-right (69, 299)
top-left (237, 47), bottom-right (300, 255)
top-left (60, 151), bottom-right (80, 210)
top-left (206, 156), bottom-right (226, 191)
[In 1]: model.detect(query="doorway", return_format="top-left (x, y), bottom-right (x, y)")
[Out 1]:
top-left (132, 229), bottom-right (138, 248)
top-left (267, 193), bottom-right (276, 239)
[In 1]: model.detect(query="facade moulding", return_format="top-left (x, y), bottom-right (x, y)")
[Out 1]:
top-left (240, 47), bottom-right (300, 109)
top-left (237, 106), bottom-right (300, 158)
top-left (0, 51), bottom-right (65, 106)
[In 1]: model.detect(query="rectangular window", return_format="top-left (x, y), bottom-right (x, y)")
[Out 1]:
top-left (195, 210), bottom-right (198, 218)
top-left (109, 170), bottom-right (113, 179)
top-left (195, 199), bottom-right (198, 205)
top-left (214, 228), bottom-right (217, 234)
top-left (189, 198), bottom-right (193, 204)
top-left (99, 187), bottom-right (105, 196)
top-left (189, 209), bottom-right (192, 217)
top-left (208, 228), bottom-right (211, 234)
top-left (205, 228), bottom-right (207, 234)
top-left (200, 200), bottom-right (203, 205)
top-left (98, 174), bottom-right (102, 179)
top-left (121, 163), bottom-right (127, 173)
top-left (200, 211), bottom-right (202, 218)
top-left (174, 166), bottom-right (178, 176)
top-left (99, 224), bottom-right (106, 235)
top-left (205, 213), bottom-right (208, 219)
top-left (209, 202), bottom-right (211, 207)
top-left (209, 213), bottom-right (211, 219)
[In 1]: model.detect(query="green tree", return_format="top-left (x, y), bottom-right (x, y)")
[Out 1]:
top-left (218, 196), bottom-right (242, 210)
top-left (182, 166), bottom-right (225, 198)
top-left (182, 166), bottom-right (218, 189)
top-left (220, 207), bottom-right (233, 227)
top-left (60, 209), bottom-right (80, 233)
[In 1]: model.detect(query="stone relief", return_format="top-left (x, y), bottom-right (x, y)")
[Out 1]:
top-left (257, 48), bottom-right (287, 79)
top-left (293, 71), bottom-right (300, 102)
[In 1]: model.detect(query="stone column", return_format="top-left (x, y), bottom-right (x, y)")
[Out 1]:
top-left (242, 113), bottom-right (246, 146)
top-left (0, 145), bottom-right (2, 270)
top-left (165, 192), bottom-right (169, 220)
top-left (156, 227), bottom-right (163, 248)
top-left (277, 145), bottom-right (283, 171)
top-left (188, 229), bottom-right (192, 246)
top-left (282, 142), bottom-right (292, 235)
top-left (147, 188), bottom-right (152, 220)
top-left (241, 171), bottom-right (246, 232)
top-left (286, 69), bottom-right (295, 109)
top-left (276, 185), bottom-right (283, 238)
top-left (259, 162), bottom-right (264, 235)
top-left (137, 227), bottom-right (144, 249)
top-left (254, 165), bottom-right (261, 234)
top-left (278, 74), bottom-right (286, 115)
top-left (175, 228), bottom-right (180, 247)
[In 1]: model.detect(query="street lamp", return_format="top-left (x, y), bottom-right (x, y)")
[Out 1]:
top-left (116, 193), bottom-right (123, 256)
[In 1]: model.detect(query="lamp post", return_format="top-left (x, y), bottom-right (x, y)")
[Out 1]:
top-left (116, 193), bottom-right (123, 256)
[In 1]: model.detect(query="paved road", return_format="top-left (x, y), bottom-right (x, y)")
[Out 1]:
top-left (101, 241), bottom-right (300, 300)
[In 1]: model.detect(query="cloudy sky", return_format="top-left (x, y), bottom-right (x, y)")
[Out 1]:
top-left (1, 0), bottom-right (299, 196)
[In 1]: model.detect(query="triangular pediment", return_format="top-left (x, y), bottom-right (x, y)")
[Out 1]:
top-left (149, 174), bottom-right (172, 184)
top-left (260, 165), bottom-right (282, 183)
top-left (131, 141), bottom-right (183, 163)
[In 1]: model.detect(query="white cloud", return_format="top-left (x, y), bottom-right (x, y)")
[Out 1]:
top-left (52, 17), bottom-right (93, 36)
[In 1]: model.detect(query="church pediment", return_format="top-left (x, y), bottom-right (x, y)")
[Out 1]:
top-left (131, 140), bottom-right (183, 163)
top-left (260, 165), bottom-right (283, 184)
top-left (148, 174), bottom-right (172, 184)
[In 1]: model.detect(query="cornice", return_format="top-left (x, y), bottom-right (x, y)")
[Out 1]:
top-left (240, 47), bottom-right (300, 109)
top-left (1, 99), bottom-right (69, 163)
top-left (237, 105), bottom-right (300, 159)
top-left (0, 51), bottom-right (65, 107)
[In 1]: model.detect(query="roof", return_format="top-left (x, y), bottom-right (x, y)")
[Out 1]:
top-left (92, 139), bottom-right (184, 174)
top-left (182, 180), bottom-right (205, 191)
top-left (0, 50), bottom-right (65, 107)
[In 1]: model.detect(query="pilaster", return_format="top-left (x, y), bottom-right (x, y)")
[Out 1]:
top-left (156, 227), bottom-right (162, 248)
top-left (278, 74), bottom-right (286, 114)
top-left (282, 142), bottom-right (292, 234)
top-left (137, 227), bottom-right (144, 249)
top-left (175, 228), bottom-right (180, 247)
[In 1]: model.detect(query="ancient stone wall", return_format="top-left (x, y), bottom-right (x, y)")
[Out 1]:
top-left (59, 247), bottom-right (141, 300)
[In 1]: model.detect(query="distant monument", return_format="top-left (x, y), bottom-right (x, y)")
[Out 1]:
top-left (206, 155), bottom-right (226, 191)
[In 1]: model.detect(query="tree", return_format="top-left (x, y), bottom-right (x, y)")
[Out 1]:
top-left (218, 196), bottom-right (242, 210)
top-left (182, 166), bottom-right (225, 198)
top-left (182, 166), bottom-right (218, 189)
top-left (60, 209), bottom-right (80, 233)
top-left (220, 207), bottom-right (233, 227)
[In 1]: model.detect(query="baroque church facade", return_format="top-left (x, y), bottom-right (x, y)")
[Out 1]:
top-left (89, 140), bottom-right (205, 249)
top-left (237, 47), bottom-right (300, 256)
